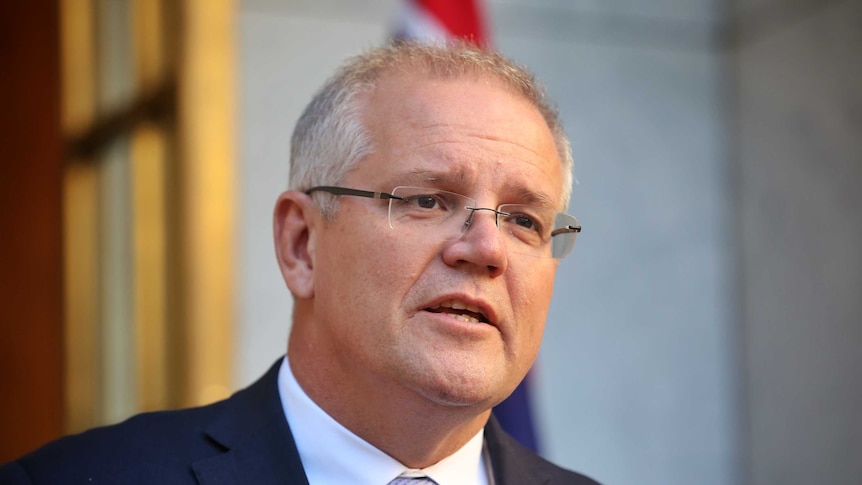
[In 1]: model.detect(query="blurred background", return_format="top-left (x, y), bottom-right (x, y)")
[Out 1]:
top-left (1, 1), bottom-right (860, 484)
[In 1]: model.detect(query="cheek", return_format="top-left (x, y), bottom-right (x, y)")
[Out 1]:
top-left (316, 221), bottom-right (427, 318)
top-left (509, 263), bottom-right (556, 342)
top-left (511, 257), bottom-right (555, 301)
top-left (364, 220), bottom-right (438, 278)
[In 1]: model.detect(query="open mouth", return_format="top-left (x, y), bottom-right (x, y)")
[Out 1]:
top-left (425, 300), bottom-right (489, 324)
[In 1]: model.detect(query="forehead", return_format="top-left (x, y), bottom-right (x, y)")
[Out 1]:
top-left (365, 68), bottom-right (528, 118)
top-left (353, 71), bottom-right (563, 206)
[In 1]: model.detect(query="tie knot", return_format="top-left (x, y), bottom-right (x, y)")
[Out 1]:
top-left (387, 476), bottom-right (438, 485)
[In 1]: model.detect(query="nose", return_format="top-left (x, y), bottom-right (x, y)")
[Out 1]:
top-left (441, 207), bottom-right (508, 276)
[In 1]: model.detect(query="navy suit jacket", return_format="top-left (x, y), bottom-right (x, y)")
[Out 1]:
top-left (0, 360), bottom-right (599, 484)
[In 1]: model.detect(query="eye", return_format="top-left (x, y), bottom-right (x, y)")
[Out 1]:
top-left (512, 214), bottom-right (537, 230)
top-left (403, 192), bottom-right (459, 211)
top-left (413, 195), bottom-right (439, 209)
top-left (499, 205), bottom-right (549, 241)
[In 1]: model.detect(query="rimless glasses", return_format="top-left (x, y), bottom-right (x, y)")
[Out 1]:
top-left (306, 186), bottom-right (581, 259)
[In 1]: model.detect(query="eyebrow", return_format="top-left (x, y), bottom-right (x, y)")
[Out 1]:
top-left (395, 169), bottom-right (468, 187)
top-left (505, 185), bottom-right (556, 208)
top-left (392, 169), bottom-right (557, 208)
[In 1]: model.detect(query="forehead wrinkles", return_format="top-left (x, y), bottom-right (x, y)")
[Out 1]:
top-left (410, 128), bottom-right (555, 166)
top-left (393, 168), bottom-right (558, 209)
top-left (359, 74), bottom-right (563, 206)
top-left (407, 128), bottom-right (563, 197)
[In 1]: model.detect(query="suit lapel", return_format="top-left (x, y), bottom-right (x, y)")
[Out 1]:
top-left (485, 414), bottom-right (551, 485)
top-left (187, 361), bottom-right (565, 484)
top-left (192, 359), bottom-right (309, 485)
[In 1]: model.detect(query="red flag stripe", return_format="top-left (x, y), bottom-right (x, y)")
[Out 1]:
top-left (414, 0), bottom-right (487, 44)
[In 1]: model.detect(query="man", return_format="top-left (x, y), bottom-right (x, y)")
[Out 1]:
top-left (1, 42), bottom-right (597, 484)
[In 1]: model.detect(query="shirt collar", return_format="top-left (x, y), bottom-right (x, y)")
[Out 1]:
top-left (278, 356), bottom-right (489, 485)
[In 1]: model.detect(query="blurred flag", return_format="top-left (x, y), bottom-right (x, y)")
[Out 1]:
top-left (493, 371), bottom-right (540, 452)
top-left (391, 0), bottom-right (541, 453)
top-left (393, 0), bottom-right (488, 46)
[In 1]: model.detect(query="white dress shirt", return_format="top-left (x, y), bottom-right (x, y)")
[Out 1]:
top-left (277, 356), bottom-right (492, 485)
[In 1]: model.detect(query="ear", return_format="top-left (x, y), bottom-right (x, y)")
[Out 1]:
top-left (273, 190), bottom-right (317, 299)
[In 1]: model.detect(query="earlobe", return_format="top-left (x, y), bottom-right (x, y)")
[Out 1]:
top-left (273, 191), bottom-right (316, 299)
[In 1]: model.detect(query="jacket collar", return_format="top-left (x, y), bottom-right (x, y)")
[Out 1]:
top-left (189, 358), bottom-right (555, 485)
top-left (192, 358), bottom-right (309, 485)
top-left (485, 414), bottom-right (552, 485)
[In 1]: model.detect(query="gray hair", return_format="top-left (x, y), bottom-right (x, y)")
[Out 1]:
top-left (289, 41), bottom-right (573, 215)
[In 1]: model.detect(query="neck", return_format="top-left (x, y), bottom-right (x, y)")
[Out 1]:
top-left (287, 323), bottom-right (493, 468)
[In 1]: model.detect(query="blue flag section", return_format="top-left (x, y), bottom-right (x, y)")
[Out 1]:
top-left (493, 372), bottom-right (540, 453)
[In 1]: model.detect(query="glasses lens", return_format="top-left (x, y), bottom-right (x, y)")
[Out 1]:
top-left (497, 204), bottom-right (555, 256)
top-left (550, 212), bottom-right (579, 259)
top-left (497, 205), bottom-right (579, 259)
top-left (389, 186), bottom-right (579, 259)
top-left (388, 187), bottom-right (471, 235)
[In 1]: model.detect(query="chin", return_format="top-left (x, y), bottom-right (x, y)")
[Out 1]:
top-left (410, 369), bottom-right (513, 409)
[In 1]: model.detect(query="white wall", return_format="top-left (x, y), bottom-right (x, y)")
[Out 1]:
top-left (236, 0), bottom-right (399, 402)
top-left (237, 1), bottom-right (738, 484)
top-left (733, 1), bottom-right (862, 484)
top-left (488, 4), bottom-right (738, 484)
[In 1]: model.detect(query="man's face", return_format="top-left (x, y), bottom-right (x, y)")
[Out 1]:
top-left (310, 72), bottom-right (564, 410)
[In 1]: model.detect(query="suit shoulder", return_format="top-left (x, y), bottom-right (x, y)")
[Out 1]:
top-left (0, 460), bottom-right (33, 485)
top-left (485, 415), bottom-right (601, 484)
top-left (3, 402), bottom-right (228, 484)
top-left (526, 451), bottom-right (602, 485)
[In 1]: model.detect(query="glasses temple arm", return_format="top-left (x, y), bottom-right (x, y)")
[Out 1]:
top-left (551, 225), bottom-right (582, 237)
top-left (305, 186), bottom-right (403, 200)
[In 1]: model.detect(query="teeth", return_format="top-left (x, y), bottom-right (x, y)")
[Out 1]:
top-left (430, 300), bottom-right (485, 323)
top-left (438, 300), bottom-right (482, 314)
top-left (446, 313), bottom-right (480, 323)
